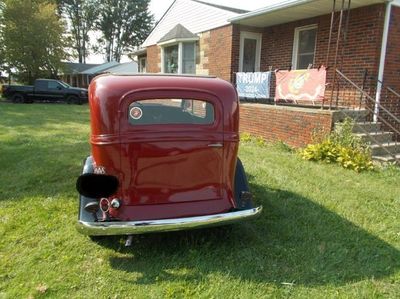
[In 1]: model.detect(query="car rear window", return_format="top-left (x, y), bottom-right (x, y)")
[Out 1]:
top-left (128, 99), bottom-right (214, 125)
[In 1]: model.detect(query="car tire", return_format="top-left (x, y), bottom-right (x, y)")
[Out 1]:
top-left (11, 93), bottom-right (25, 103)
top-left (67, 95), bottom-right (82, 105)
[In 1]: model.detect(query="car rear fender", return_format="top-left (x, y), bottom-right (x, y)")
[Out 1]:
top-left (233, 158), bottom-right (254, 209)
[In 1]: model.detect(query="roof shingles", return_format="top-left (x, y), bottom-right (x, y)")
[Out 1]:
top-left (158, 24), bottom-right (197, 43)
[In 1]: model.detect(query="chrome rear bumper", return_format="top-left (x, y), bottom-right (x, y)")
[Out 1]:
top-left (77, 206), bottom-right (262, 236)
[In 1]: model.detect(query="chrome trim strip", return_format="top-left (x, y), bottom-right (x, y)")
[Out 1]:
top-left (77, 206), bottom-right (262, 236)
top-left (208, 143), bottom-right (223, 148)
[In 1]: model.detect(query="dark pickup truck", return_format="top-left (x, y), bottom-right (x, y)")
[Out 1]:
top-left (1, 79), bottom-right (88, 104)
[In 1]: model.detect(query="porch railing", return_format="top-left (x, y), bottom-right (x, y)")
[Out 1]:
top-left (332, 69), bottom-right (400, 163)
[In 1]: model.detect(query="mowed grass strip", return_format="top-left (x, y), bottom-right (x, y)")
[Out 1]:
top-left (0, 103), bottom-right (399, 298)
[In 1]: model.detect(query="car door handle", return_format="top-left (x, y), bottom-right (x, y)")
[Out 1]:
top-left (208, 143), bottom-right (223, 148)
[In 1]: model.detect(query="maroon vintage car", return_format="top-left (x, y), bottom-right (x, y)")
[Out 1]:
top-left (76, 74), bottom-right (262, 236)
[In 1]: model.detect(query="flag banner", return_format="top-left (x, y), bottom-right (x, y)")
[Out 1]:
top-left (236, 72), bottom-right (271, 99)
top-left (275, 68), bottom-right (327, 103)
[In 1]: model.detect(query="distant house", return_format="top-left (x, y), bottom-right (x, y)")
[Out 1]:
top-left (132, 0), bottom-right (400, 155)
top-left (61, 62), bottom-right (101, 88)
top-left (103, 62), bottom-right (138, 74)
top-left (61, 61), bottom-right (138, 88)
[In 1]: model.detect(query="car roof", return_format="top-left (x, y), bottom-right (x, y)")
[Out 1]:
top-left (90, 74), bottom-right (238, 106)
top-left (106, 73), bottom-right (217, 79)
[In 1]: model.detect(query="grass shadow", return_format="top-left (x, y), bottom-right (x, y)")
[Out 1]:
top-left (98, 183), bottom-right (400, 287)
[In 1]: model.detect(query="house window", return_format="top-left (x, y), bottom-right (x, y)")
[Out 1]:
top-left (162, 42), bottom-right (196, 74)
top-left (164, 44), bottom-right (179, 73)
top-left (182, 43), bottom-right (195, 74)
top-left (239, 32), bottom-right (262, 72)
top-left (292, 25), bottom-right (317, 70)
top-left (139, 57), bottom-right (147, 73)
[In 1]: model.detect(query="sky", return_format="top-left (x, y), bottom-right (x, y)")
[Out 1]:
top-left (87, 0), bottom-right (277, 63)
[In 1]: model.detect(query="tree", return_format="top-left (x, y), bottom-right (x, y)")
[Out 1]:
top-left (1, 0), bottom-right (69, 83)
top-left (59, 0), bottom-right (98, 63)
top-left (95, 0), bottom-right (153, 62)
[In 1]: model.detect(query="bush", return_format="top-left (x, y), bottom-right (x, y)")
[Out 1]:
top-left (255, 136), bottom-right (266, 147)
top-left (240, 132), bottom-right (253, 143)
top-left (299, 118), bottom-right (374, 172)
top-left (240, 133), bottom-right (267, 147)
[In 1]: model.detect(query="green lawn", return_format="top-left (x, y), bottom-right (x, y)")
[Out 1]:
top-left (0, 103), bottom-right (399, 298)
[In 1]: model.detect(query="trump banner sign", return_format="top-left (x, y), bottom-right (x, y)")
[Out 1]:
top-left (236, 72), bottom-right (271, 99)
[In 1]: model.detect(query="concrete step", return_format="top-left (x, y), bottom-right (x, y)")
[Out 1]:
top-left (334, 121), bottom-right (382, 133)
top-left (356, 131), bottom-right (394, 144)
top-left (370, 142), bottom-right (400, 156)
top-left (372, 153), bottom-right (400, 164)
top-left (352, 122), bottom-right (382, 133)
top-left (333, 109), bottom-right (369, 123)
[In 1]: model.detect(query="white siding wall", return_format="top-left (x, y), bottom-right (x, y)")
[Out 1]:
top-left (142, 0), bottom-right (242, 47)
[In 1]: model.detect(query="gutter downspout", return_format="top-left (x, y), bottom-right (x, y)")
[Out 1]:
top-left (374, 1), bottom-right (392, 122)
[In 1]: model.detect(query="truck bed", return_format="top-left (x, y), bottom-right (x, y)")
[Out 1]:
top-left (2, 85), bottom-right (34, 98)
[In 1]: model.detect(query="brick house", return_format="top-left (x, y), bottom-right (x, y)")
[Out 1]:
top-left (134, 0), bottom-right (248, 76)
top-left (133, 0), bottom-right (400, 157)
